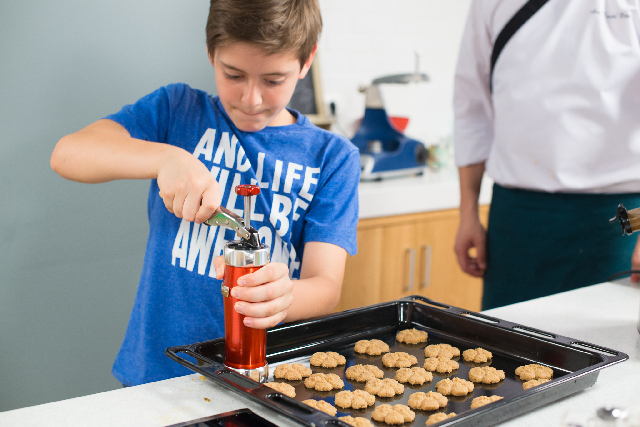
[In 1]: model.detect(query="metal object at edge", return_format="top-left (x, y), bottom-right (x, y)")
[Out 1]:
top-left (225, 364), bottom-right (269, 384)
top-left (204, 206), bottom-right (251, 240)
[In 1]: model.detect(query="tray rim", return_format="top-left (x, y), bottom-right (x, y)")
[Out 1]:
top-left (166, 295), bottom-right (629, 427)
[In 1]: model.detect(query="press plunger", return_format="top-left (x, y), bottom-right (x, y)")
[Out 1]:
top-left (220, 185), bottom-right (270, 382)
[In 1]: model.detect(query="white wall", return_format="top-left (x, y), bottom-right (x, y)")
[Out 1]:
top-left (318, 0), bottom-right (472, 148)
top-left (0, 0), bottom-right (473, 412)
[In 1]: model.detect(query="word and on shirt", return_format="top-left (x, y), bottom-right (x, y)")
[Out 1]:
top-left (171, 129), bottom-right (319, 279)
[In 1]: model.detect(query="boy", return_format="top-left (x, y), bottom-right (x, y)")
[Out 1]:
top-left (50, 0), bottom-right (360, 386)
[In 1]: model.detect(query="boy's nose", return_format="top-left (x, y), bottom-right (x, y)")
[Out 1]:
top-left (241, 82), bottom-right (262, 107)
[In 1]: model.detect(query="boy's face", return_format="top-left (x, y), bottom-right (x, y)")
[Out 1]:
top-left (210, 42), bottom-right (315, 132)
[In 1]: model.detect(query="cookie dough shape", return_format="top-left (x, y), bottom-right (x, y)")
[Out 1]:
top-left (462, 348), bottom-right (493, 363)
top-left (436, 377), bottom-right (475, 396)
top-left (273, 363), bottom-right (312, 381)
top-left (365, 378), bottom-right (405, 397)
top-left (407, 391), bottom-right (448, 411)
top-left (382, 351), bottom-right (418, 368)
top-left (395, 367), bottom-right (433, 385)
top-left (515, 364), bottom-right (553, 381)
top-left (345, 364), bottom-right (384, 382)
top-left (470, 395), bottom-right (503, 409)
top-left (354, 339), bottom-right (390, 355)
top-left (427, 412), bottom-right (457, 425)
top-left (424, 344), bottom-right (460, 359)
top-left (338, 416), bottom-right (374, 427)
top-left (309, 351), bottom-right (346, 368)
top-left (468, 366), bottom-right (505, 384)
top-left (424, 357), bottom-right (459, 373)
top-left (304, 373), bottom-right (344, 391)
top-left (395, 328), bottom-right (429, 344)
top-left (371, 404), bottom-right (416, 425)
top-left (264, 382), bottom-right (296, 398)
top-left (301, 399), bottom-right (337, 416)
top-left (334, 389), bottom-right (376, 409)
top-left (523, 378), bottom-right (551, 390)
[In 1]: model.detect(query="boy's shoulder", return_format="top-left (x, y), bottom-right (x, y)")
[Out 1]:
top-left (286, 112), bottom-right (359, 154)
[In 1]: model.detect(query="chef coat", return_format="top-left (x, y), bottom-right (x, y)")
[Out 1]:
top-left (454, 0), bottom-right (640, 194)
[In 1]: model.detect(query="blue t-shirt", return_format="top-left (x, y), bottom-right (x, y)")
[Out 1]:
top-left (105, 83), bottom-right (360, 386)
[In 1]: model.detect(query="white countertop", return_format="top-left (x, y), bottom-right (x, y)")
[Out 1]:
top-left (358, 167), bottom-right (493, 219)
top-left (2, 281), bottom-right (639, 427)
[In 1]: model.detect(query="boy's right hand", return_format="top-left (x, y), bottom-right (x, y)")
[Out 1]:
top-left (157, 147), bottom-right (221, 223)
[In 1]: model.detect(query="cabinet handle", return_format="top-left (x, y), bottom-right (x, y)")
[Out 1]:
top-left (404, 248), bottom-right (416, 292)
top-left (420, 245), bottom-right (432, 289)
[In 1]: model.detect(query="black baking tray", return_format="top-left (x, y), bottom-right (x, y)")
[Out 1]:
top-left (166, 295), bottom-right (628, 427)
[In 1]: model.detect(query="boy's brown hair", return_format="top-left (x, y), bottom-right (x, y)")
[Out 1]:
top-left (206, 0), bottom-right (322, 68)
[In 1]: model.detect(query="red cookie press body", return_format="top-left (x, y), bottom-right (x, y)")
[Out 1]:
top-left (204, 184), bottom-right (270, 382)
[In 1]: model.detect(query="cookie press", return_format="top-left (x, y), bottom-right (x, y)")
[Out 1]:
top-left (204, 184), bottom-right (270, 382)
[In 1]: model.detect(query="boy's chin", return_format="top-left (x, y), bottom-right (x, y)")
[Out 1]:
top-left (233, 121), bottom-right (268, 132)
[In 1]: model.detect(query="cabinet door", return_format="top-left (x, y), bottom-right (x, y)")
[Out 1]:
top-left (414, 212), bottom-right (481, 311)
top-left (412, 207), bottom-right (488, 312)
top-left (379, 222), bottom-right (420, 303)
top-left (334, 226), bottom-right (384, 312)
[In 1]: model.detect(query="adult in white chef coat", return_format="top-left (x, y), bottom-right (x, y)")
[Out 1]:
top-left (453, 0), bottom-right (640, 309)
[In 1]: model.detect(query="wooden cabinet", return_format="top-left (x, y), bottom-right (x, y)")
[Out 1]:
top-left (335, 205), bottom-right (489, 312)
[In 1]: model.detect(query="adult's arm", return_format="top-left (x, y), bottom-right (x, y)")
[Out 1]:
top-left (454, 162), bottom-right (487, 277)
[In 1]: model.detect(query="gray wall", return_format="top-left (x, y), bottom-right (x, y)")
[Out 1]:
top-left (0, 1), bottom-right (215, 412)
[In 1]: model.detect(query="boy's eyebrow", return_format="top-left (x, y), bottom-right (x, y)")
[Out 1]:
top-left (220, 60), bottom-right (292, 77)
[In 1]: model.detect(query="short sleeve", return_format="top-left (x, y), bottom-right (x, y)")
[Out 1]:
top-left (104, 84), bottom-right (185, 143)
top-left (302, 145), bottom-right (360, 256)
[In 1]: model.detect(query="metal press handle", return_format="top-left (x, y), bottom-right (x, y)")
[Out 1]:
top-left (420, 245), bottom-right (432, 289)
top-left (404, 248), bottom-right (416, 292)
top-left (204, 206), bottom-right (251, 240)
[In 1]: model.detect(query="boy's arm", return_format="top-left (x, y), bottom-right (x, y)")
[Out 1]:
top-left (287, 241), bottom-right (347, 321)
top-left (213, 241), bottom-right (347, 328)
top-left (51, 119), bottom-right (221, 223)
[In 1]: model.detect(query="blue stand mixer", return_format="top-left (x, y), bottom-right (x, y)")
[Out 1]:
top-left (351, 58), bottom-right (430, 181)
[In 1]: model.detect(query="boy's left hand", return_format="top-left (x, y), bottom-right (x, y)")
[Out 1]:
top-left (213, 256), bottom-right (293, 329)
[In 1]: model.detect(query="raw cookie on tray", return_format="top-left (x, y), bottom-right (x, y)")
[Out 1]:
top-left (515, 364), bottom-right (553, 381)
top-left (395, 328), bottom-right (429, 344)
top-left (470, 395), bottom-right (503, 409)
top-left (424, 356), bottom-right (459, 374)
top-left (264, 382), bottom-right (296, 398)
top-left (371, 404), bottom-right (416, 425)
top-left (462, 347), bottom-right (493, 363)
top-left (365, 378), bottom-right (405, 397)
top-left (426, 412), bottom-right (457, 425)
top-left (354, 339), bottom-right (390, 355)
top-left (394, 367), bottom-right (433, 385)
top-left (382, 351), bottom-right (418, 368)
top-left (522, 378), bottom-right (551, 390)
top-left (407, 391), bottom-right (448, 411)
top-left (345, 364), bottom-right (384, 382)
top-left (468, 366), bottom-right (505, 384)
top-left (273, 363), bottom-right (312, 381)
top-left (301, 399), bottom-right (337, 416)
top-left (334, 389), bottom-right (376, 409)
top-left (304, 373), bottom-right (344, 391)
top-left (338, 416), bottom-right (374, 427)
top-left (424, 344), bottom-right (460, 359)
top-left (309, 351), bottom-right (346, 368)
top-left (436, 377), bottom-right (474, 396)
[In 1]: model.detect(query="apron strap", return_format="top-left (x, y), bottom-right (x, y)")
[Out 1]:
top-left (490, 0), bottom-right (550, 92)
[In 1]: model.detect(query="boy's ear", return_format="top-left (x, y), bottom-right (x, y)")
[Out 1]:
top-left (298, 44), bottom-right (318, 80)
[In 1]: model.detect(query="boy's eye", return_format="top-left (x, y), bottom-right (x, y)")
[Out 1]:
top-left (225, 73), bottom-right (242, 81)
top-left (266, 79), bottom-right (285, 86)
